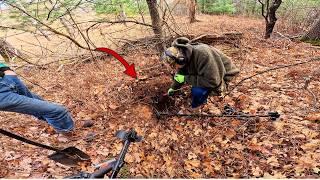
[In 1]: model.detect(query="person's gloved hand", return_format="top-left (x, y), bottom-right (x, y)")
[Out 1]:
top-left (174, 74), bottom-right (185, 84)
top-left (167, 88), bottom-right (175, 96)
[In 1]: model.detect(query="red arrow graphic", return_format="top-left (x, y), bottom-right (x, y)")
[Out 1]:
top-left (95, 47), bottom-right (137, 79)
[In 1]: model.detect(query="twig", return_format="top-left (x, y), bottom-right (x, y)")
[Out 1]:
top-left (7, 2), bottom-right (88, 50)
top-left (226, 57), bottom-right (320, 96)
top-left (257, 0), bottom-right (266, 19)
top-left (303, 77), bottom-right (318, 109)
top-left (2, 45), bottom-right (39, 66)
top-left (65, 6), bottom-right (95, 48)
top-left (16, 73), bottom-right (47, 91)
top-left (46, 0), bottom-right (58, 20)
top-left (0, 25), bottom-right (43, 36)
top-left (136, 0), bottom-right (145, 23)
top-left (50, 0), bottom-right (83, 22)
top-left (275, 31), bottom-right (292, 41)
top-left (15, 37), bottom-right (54, 53)
top-left (86, 19), bottom-right (153, 27)
top-left (62, 5), bottom-right (101, 70)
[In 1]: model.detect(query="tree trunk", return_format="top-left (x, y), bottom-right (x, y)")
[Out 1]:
top-left (189, 0), bottom-right (197, 23)
top-left (118, 4), bottom-right (127, 26)
top-left (264, 0), bottom-right (282, 39)
top-left (259, 0), bottom-right (282, 39)
top-left (146, 0), bottom-right (165, 53)
top-left (303, 17), bottom-right (320, 41)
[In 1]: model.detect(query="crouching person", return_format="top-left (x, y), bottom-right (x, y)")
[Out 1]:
top-left (0, 61), bottom-right (74, 133)
top-left (162, 37), bottom-right (240, 110)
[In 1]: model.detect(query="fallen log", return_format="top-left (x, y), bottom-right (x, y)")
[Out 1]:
top-left (121, 32), bottom-right (243, 53)
top-left (189, 32), bottom-right (243, 44)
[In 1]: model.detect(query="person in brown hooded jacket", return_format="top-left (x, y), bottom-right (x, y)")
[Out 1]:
top-left (162, 37), bottom-right (239, 108)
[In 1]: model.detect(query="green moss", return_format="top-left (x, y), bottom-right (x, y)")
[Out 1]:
top-left (302, 39), bottom-right (320, 46)
top-left (118, 165), bottom-right (131, 178)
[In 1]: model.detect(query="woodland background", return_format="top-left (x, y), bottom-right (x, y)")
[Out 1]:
top-left (0, 0), bottom-right (320, 178)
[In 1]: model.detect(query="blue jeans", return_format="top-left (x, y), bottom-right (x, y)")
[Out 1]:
top-left (191, 87), bottom-right (210, 108)
top-left (0, 75), bottom-right (74, 133)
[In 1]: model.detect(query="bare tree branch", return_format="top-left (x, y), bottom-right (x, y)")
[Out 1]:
top-left (7, 2), bottom-right (89, 50)
top-left (50, 0), bottom-right (83, 22)
top-left (226, 57), bottom-right (320, 96)
top-left (46, 0), bottom-right (58, 20)
top-left (87, 19), bottom-right (153, 27)
top-left (0, 25), bottom-right (43, 36)
top-left (258, 0), bottom-right (267, 20)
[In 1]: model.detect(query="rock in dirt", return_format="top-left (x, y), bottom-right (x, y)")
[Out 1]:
top-left (82, 120), bottom-right (94, 128)
top-left (84, 132), bottom-right (96, 142)
top-left (57, 136), bottom-right (69, 143)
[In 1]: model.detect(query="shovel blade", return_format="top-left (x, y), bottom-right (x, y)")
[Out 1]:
top-left (48, 147), bottom-right (90, 166)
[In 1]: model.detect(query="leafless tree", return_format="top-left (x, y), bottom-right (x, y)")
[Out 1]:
top-left (189, 0), bottom-right (197, 23)
top-left (146, 0), bottom-right (165, 52)
top-left (258, 0), bottom-right (282, 39)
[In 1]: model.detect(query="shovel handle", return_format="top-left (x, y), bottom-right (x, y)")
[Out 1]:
top-left (0, 129), bottom-right (60, 152)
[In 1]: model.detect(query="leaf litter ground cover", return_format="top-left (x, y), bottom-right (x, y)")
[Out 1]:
top-left (1, 15), bottom-right (320, 178)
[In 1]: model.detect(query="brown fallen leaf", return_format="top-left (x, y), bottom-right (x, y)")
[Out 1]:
top-left (187, 152), bottom-right (197, 160)
top-left (169, 132), bottom-right (178, 141)
top-left (305, 113), bottom-right (320, 121)
top-left (252, 166), bottom-right (263, 177)
top-left (125, 154), bottom-right (135, 163)
top-left (185, 159), bottom-right (200, 168)
top-left (263, 172), bottom-right (286, 178)
top-left (230, 120), bottom-right (241, 127)
top-left (148, 132), bottom-right (158, 138)
top-left (212, 160), bottom-right (222, 171)
top-left (76, 111), bottom-right (87, 119)
top-left (109, 104), bottom-right (118, 110)
top-left (194, 128), bottom-right (203, 136)
top-left (0, 160), bottom-right (9, 178)
top-left (313, 167), bottom-right (320, 174)
top-left (225, 128), bottom-right (237, 139)
top-left (301, 139), bottom-right (320, 151)
top-left (203, 160), bottom-right (214, 175)
top-left (267, 156), bottom-right (280, 167)
top-left (190, 172), bottom-right (202, 178)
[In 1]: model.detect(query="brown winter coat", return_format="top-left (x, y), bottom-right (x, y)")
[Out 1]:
top-left (171, 37), bottom-right (240, 94)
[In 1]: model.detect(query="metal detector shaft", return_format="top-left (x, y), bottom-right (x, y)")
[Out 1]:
top-left (110, 129), bottom-right (142, 178)
top-left (157, 111), bottom-right (280, 120)
top-left (110, 137), bottom-right (131, 178)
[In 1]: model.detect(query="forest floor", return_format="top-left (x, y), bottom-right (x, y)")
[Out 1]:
top-left (1, 15), bottom-right (320, 178)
